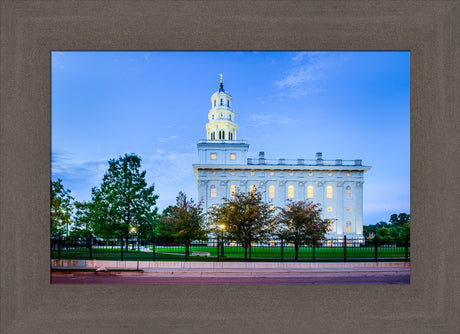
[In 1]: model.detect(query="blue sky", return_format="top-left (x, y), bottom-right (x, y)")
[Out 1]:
top-left (51, 51), bottom-right (410, 225)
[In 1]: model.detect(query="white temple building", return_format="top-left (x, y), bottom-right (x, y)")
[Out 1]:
top-left (192, 77), bottom-right (371, 240)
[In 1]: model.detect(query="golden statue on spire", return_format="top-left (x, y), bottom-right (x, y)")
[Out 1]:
top-left (219, 73), bottom-right (223, 83)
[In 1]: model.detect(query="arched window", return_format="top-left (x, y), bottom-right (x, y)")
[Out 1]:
top-left (326, 185), bottom-right (333, 198)
top-left (288, 185), bottom-right (294, 198)
top-left (249, 185), bottom-right (256, 194)
top-left (210, 185), bottom-right (216, 197)
top-left (346, 221), bottom-right (352, 233)
top-left (229, 132), bottom-right (233, 140)
top-left (307, 185), bottom-right (314, 198)
top-left (327, 206), bottom-right (333, 212)
top-left (214, 100), bottom-right (216, 107)
top-left (211, 132), bottom-right (215, 140)
top-left (230, 184), bottom-right (236, 197)
top-left (269, 185), bottom-right (275, 198)
top-left (327, 221), bottom-right (333, 233)
top-left (222, 131), bottom-right (225, 139)
top-left (345, 186), bottom-right (352, 198)
top-left (220, 99), bottom-right (223, 105)
top-left (227, 100), bottom-right (230, 107)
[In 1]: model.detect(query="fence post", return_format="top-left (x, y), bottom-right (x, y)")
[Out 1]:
top-left (405, 237), bottom-right (409, 262)
top-left (374, 236), bottom-right (378, 262)
top-left (120, 236), bottom-right (124, 261)
top-left (185, 240), bottom-right (189, 262)
top-left (217, 236), bottom-right (220, 262)
top-left (89, 235), bottom-right (92, 261)
top-left (280, 238), bottom-right (284, 262)
top-left (312, 236), bottom-right (316, 262)
top-left (58, 232), bottom-right (61, 260)
top-left (343, 235), bottom-right (347, 262)
top-left (249, 242), bottom-right (252, 262)
top-left (152, 235), bottom-right (156, 261)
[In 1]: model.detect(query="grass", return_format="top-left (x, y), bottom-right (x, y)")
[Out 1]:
top-left (51, 245), bottom-right (410, 262)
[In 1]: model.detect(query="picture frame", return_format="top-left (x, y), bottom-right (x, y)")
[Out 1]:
top-left (1, 1), bottom-right (458, 332)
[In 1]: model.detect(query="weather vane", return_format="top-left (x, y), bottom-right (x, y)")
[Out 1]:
top-left (219, 73), bottom-right (223, 83)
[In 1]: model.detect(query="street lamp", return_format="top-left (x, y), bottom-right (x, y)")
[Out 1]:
top-left (130, 227), bottom-right (137, 250)
top-left (219, 224), bottom-right (226, 257)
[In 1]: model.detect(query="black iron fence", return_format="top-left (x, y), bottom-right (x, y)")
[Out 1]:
top-left (50, 234), bottom-right (410, 263)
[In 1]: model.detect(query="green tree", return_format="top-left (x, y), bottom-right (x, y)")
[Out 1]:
top-left (89, 154), bottom-right (159, 247)
top-left (50, 179), bottom-right (74, 237)
top-left (70, 200), bottom-right (92, 237)
top-left (389, 213), bottom-right (410, 227)
top-left (208, 188), bottom-right (273, 261)
top-left (162, 192), bottom-right (208, 256)
top-left (275, 200), bottom-right (329, 260)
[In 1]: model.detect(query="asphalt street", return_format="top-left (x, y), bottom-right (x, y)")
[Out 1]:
top-left (51, 271), bottom-right (410, 284)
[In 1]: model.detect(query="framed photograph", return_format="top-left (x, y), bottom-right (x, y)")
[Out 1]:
top-left (1, 1), bottom-right (458, 333)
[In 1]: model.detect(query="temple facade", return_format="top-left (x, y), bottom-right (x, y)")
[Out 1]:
top-left (192, 77), bottom-right (371, 240)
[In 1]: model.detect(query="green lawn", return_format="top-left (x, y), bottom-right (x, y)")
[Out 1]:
top-left (51, 245), bottom-right (410, 262)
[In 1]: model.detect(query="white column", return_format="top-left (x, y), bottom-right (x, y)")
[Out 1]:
top-left (355, 181), bottom-right (364, 237)
top-left (336, 182), bottom-right (344, 236)
top-left (220, 181), bottom-right (228, 199)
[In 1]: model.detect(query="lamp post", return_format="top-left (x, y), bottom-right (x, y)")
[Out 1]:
top-left (130, 227), bottom-right (137, 250)
top-left (220, 224), bottom-right (226, 257)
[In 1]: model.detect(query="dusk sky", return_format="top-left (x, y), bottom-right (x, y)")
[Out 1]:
top-left (51, 51), bottom-right (410, 225)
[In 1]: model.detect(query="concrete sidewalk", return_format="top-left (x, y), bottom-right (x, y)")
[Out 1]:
top-left (51, 260), bottom-right (410, 277)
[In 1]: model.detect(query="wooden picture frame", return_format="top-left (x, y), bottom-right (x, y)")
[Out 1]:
top-left (1, 1), bottom-right (458, 332)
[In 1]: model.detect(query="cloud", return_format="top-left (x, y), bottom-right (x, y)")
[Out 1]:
top-left (248, 114), bottom-right (301, 126)
top-left (51, 52), bottom-right (66, 70)
top-left (159, 135), bottom-right (179, 143)
top-left (274, 52), bottom-right (344, 98)
top-left (144, 55), bottom-right (150, 62)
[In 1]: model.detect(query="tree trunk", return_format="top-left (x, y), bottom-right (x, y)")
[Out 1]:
top-left (185, 239), bottom-right (190, 257)
top-left (244, 244), bottom-right (248, 261)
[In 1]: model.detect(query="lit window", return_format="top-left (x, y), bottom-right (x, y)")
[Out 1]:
top-left (270, 172), bottom-right (274, 175)
top-left (327, 222), bottom-right (333, 233)
top-left (346, 221), bottom-right (352, 233)
top-left (230, 184), bottom-right (236, 197)
top-left (309, 172), bottom-right (313, 176)
top-left (269, 185), bottom-right (275, 198)
top-left (345, 186), bottom-right (352, 198)
top-left (210, 185), bottom-right (216, 197)
top-left (249, 185), bottom-right (256, 193)
top-left (288, 185), bottom-right (294, 198)
top-left (211, 153), bottom-right (216, 160)
top-left (230, 153), bottom-right (236, 160)
top-left (269, 205), bottom-right (275, 211)
top-left (231, 171), bottom-right (235, 175)
top-left (327, 206), bottom-right (333, 212)
top-left (347, 172), bottom-right (351, 176)
top-left (307, 185), bottom-right (314, 198)
top-left (326, 186), bottom-right (333, 198)
top-left (346, 206), bottom-right (351, 212)
top-left (212, 171), bottom-right (215, 175)
top-left (289, 171), bottom-right (293, 176)
top-left (250, 171), bottom-right (254, 176)
top-left (328, 172), bottom-right (332, 176)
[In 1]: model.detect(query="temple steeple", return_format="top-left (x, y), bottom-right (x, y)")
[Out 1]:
top-left (206, 74), bottom-right (237, 141)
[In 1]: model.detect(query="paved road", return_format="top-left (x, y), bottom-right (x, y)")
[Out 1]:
top-left (51, 272), bottom-right (410, 284)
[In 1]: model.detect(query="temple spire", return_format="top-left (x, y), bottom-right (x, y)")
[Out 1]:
top-left (218, 73), bottom-right (224, 92)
